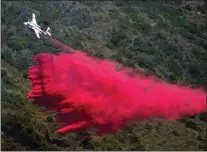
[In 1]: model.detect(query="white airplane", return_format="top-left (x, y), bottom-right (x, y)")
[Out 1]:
top-left (24, 13), bottom-right (51, 39)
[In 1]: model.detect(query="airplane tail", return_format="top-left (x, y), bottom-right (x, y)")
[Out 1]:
top-left (44, 27), bottom-right (51, 36)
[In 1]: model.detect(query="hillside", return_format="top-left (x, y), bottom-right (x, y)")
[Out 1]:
top-left (1, 1), bottom-right (207, 150)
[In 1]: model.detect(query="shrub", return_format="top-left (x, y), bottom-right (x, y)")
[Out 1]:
top-left (110, 28), bottom-right (127, 46)
top-left (1, 69), bottom-right (8, 77)
top-left (1, 89), bottom-right (25, 107)
top-left (134, 23), bottom-right (152, 34)
top-left (1, 51), bottom-right (13, 65)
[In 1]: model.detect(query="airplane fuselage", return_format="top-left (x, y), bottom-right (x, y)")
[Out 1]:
top-left (27, 22), bottom-right (43, 33)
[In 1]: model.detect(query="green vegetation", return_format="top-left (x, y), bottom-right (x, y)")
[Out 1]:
top-left (1, 1), bottom-right (206, 150)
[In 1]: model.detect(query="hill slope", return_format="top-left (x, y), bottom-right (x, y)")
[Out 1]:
top-left (1, 1), bottom-right (206, 150)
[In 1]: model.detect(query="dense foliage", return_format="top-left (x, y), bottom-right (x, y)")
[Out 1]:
top-left (1, 1), bottom-right (206, 150)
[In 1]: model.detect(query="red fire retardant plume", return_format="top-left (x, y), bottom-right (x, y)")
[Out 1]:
top-left (27, 38), bottom-right (206, 136)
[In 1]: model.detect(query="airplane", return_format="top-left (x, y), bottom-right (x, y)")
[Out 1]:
top-left (24, 13), bottom-right (51, 39)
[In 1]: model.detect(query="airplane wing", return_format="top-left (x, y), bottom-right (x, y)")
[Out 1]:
top-left (33, 29), bottom-right (40, 38)
top-left (32, 13), bottom-right (37, 24)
